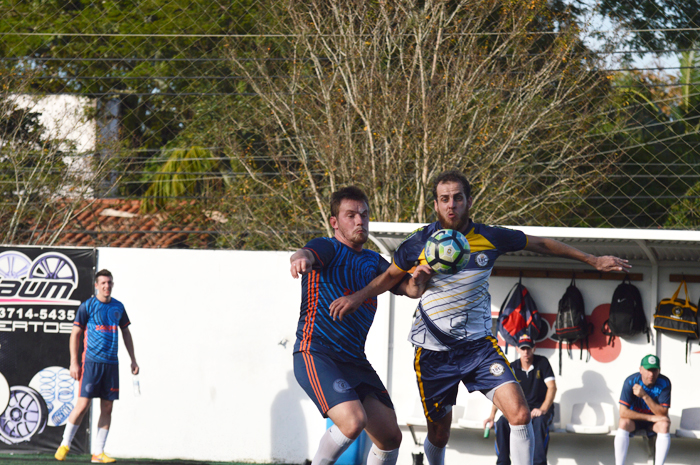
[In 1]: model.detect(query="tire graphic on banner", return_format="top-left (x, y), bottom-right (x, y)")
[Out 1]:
top-left (0, 252), bottom-right (32, 279)
top-left (28, 367), bottom-right (77, 427)
top-left (0, 372), bottom-right (10, 414)
top-left (0, 386), bottom-right (48, 444)
top-left (29, 253), bottom-right (78, 284)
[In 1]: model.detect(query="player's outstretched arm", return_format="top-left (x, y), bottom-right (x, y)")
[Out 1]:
top-left (329, 263), bottom-right (407, 321)
top-left (290, 249), bottom-right (316, 279)
top-left (121, 326), bottom-right (139, 375)
top-left (524, 236), bottom-right (630, 272)
top-left (68, 325), bottom-right (84, 380)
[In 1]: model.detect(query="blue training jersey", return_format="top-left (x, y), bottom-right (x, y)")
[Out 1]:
top-left (74, 296), bottom-right (130, 364)
top-left (619, 372), bottom-right (671, 413)
top-left (394, 220), bottom-right (527, 351)
top-left (294, 237), bottom-right (391, 363)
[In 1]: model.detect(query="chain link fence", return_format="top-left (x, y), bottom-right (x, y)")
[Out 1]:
top-left (1, 0), bottom-right (700, 250)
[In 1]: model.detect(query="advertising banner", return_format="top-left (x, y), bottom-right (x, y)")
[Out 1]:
top-left (0, 247), bottom-right (96, 453)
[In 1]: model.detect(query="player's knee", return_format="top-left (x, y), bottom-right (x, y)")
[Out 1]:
top-left (338, 417), bottom-right (366, 440)
top-left (655, 418), bottom-right (671, 434)
top-left (618, 418), bottom-right (635, 432)
top-left (427, 422), bottom-right (450, 448)
top-left (508, 406), bottom-right (531, 426)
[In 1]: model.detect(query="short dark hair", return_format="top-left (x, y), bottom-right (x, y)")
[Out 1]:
top-left (432, 170), bottom-right (471, 200)
top-left (330, 186), bottom-right (369, 218)
top-left (95, 269), bottom-right (113, 282)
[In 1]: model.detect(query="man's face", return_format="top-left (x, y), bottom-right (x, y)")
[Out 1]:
top-left (95, 276), bottom-right (114, 300)
top-left (330, 199), bottom-right (369, 250)
top-left (516, 346), bottom-right (534, 364)
top-left (434, 181), bottom-right (472, 232)
top-left (640, 366), bottom-right (660, 387)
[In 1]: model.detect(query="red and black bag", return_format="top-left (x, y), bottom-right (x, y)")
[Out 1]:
top-left (497, 276), bottom-right (543, 353)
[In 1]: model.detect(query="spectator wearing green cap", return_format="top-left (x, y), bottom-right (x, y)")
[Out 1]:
top-left (614, 354), bottom-right (671, 465)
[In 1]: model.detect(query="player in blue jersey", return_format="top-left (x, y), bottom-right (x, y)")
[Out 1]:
top-left (290, 186), bottom-right (431, 465)
top-left (615, 354), bottom-right (671, 465)
top-left (55, 270), bottom-right (139, 464)
top-left (329, 171), bottom-right (630, 465)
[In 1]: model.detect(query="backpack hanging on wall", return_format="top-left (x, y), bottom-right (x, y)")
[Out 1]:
top-left (497, 275), bottom-right (543, 353)
top-left (653, 279), bottom-right (699, 362)
top-left (602, 274), bottom-right (650, 346)
top-left (552, 276), bottom-right (591, 375)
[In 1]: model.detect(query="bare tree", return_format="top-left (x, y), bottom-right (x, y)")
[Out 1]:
top-left (0, 77), bottom-right (116, 245)
top-left (222, 0), bottom-right (619, 249)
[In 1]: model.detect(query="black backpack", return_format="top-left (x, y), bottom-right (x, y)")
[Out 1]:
top-left (497, 276), bottom-right (543, 353)
top-left (552, 276), bottom-right (591, 375)
top-left (602, 274), bottom-right (650, 346)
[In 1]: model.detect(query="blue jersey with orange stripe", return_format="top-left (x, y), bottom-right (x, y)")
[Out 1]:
top-left (294, 237), bottom-right (391, 363)
top-left (394, 220), bottom-right (527, 351)
top-left (619, 372), bottom-right (671, 413)
top-left (74, 296), bottom-right (130, 365)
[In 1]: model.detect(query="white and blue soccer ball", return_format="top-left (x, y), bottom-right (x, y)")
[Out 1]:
top-left (424, 229), bottom-right (470, 274)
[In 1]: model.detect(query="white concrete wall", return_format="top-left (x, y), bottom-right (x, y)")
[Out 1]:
top-left (89, 248), bottom-right (700, 464)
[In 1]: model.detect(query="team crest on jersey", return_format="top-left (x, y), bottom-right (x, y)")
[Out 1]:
top-left (490, 363), bottom-right (505, 377)
top-left (333, 379), bottom-right (351, 393)
top-left (476, 253), bottom-right (489, 267)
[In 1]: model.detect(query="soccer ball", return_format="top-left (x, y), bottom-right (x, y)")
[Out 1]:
top-left (424, 229), bottom-right (470, 274)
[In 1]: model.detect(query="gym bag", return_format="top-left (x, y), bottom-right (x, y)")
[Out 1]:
top-left (653, 279), bottom-right (699, 362)
top-left (552, 276), bottom-right (591, 375)
top-left (497, 276), bottom-right (543, 353)
top-left (602, 274), bottom-right (650, 346)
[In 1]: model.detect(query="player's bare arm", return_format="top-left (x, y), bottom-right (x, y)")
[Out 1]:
top-left (290, 249), bottom-right (316, 279)
top-left (68, 325), bottom-right (84, 380)
top-left (121, 326), bottom-right (139, 375)
top-left (533, 379), bottom-right (557, 418)
top-left (524, 235), bottom-right (631, 272)
top-left (329, 263), bottom-right (408, 321)
top-left (632, 384), bottom-right (669, 417)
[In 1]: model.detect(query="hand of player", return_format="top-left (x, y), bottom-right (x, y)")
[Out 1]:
top-left (632, 384), bottom-right (645, 398)
top-left (593, 255), bottom-right (631, 272)
top-left (531, 408), bottom-right (544, 418)
top-left (411, 265), bottom-right (435, 287)
top-left (290, 257), bottom-right (313, 279)
top-left (483, 417), bottom-right (494, 428)
top-left (69, 361), bottom-right (82, 381)
top-left (329, 294), bottom-right (363, 322)
top-left (131, 361), bottom-right (140, 375)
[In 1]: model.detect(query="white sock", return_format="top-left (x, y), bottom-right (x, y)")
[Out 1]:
top-left (311, 425), bottom-right (354, 465)
top-left (614, 429), bottom-right (630, 465)
top-left (509, 422), bottom-right (534, 465)
top-left (366, 444), bottom-right (399, 465)
top-left (60, 422), bottom-right (79, 448)
top-left (655, 433), bottom-right (671, 465)
top-left (423, 437), bottom-right (445, 465)
top-left (92, 428), bottom-right (109, 455)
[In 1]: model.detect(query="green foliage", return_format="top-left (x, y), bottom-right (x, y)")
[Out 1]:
top-left (141, 146), bottom-right (220, 212)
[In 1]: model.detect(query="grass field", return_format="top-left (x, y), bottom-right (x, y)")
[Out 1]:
top-left (0, 454), bottom-right (276, 465)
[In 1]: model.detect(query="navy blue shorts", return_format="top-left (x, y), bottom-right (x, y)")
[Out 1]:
top-left (80, 361), bottom-right (119, 400)
top-left (293, 351), bottom-right (393, 417)
top-left (414, 336), bottom-right (516, 422)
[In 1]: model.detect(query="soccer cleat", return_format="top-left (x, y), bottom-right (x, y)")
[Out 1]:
top-left (55, 445), bottom-right (70, 461)
top-left (91, 452), bottom-right (116, 463)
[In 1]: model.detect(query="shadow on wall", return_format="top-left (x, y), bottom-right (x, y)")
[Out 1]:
top-left (271, 370), bottom-right (309, 462)
top-left (559, 370), bottom-right (617, 431)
